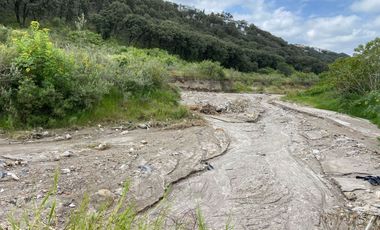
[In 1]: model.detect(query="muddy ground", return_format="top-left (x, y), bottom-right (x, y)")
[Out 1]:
top-left (1, 91), bottom-right (380, 229)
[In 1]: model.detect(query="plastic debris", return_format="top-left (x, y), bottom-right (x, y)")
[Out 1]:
top-left (356, 176), bottom-right (380, 186)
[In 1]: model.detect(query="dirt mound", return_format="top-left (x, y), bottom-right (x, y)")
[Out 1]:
top-left (200, 104), bottom-right (220, 115)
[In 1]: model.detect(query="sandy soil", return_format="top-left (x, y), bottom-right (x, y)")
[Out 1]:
top-left (1, 91), bottom-right (380, 229)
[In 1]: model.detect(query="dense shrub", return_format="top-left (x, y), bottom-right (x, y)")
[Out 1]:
top-left (180, 60), bottom-right (226, 80)
top-left (328, 38), bottom-right (380, 95)
top-left (0, 22), bottom-right (110, 127)
top-left (0, 25), bottom-right (9, 43)
top-left (287, 38), bottom-right (380, 127)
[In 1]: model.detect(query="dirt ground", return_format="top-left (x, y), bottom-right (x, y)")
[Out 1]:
top-left (1, 91), bottom-right (380, 229)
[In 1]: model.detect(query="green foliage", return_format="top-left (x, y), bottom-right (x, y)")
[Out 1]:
top-left (287, 37), bottom-right (380, 127)
top-left (0, 24), bottom-right (9, 43)
top-left (276, 62), bottom-right (294, 77)
top-left (0, 22), bottom-right (110, 127)
top-left (4, 176), bottom-right (232, 230)
top-left (327, 38), bottom-right (380, 95)
top-left (180, 61), bottom-right (226, 80)
top-left (196, 207), bottom-right (208, 230)
top-left (0, 0), bottom-right (347, 74)
top-left (0, 22), bottom-right (190, 129)
top-left (67, 30), bottom-right (103, 46)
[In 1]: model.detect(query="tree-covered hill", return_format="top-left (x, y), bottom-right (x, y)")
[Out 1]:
top-left (0, 0), bottom-right (347, 74)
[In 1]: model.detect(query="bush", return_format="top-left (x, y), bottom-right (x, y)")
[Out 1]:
top-left (0, 22), bottom-right (110, 127)
top-left (327, 38), bottom-right (380, 95)
top-left (0, 25), bottom-right (9, 43)
top-left (67, 30), bottom-right (103, 46)
top-left (180, 60), bottom-right (226, 80)
top-left (115, 57), bottom-right (169, 96)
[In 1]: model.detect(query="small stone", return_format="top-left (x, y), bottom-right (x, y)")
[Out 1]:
top-left (119, 164), bottom-right (127, 170)
top-left (42, 131), bottom-right (49, 137)
top-left (62, 150), bottom-right (74, 157)
top-left (121, 130), bottom-right (129, 135)
top-left (97, 189), bottom-right (113, 197)
top-left (344, 192), bottom-right (357, 201)
top-left (138, 124), bottom-right (148, 129)
top-left (61, 168), bottom-right (71, 174)
top-left (65, 134), bottom-right (72, 140)
top-left (7, 172), bottom-right (19, 181)
top-left (114, 188), bottom-right (123, 196)
top-left (95, 143), bottom-right (110, 151)
top-left (69, 203), bottom-right (76, 208)
top-left (170, 152), bottom-right (180, 156)
top-left (312, 149), bottom-right (320, 154)
top-left (141, 140), bottom-right (148, 145)
top-left (92, 189), bottom-right (115, 209)
top-left (0, 189), bottom-right (4, 193)
top-left (54, 136), bottom-right (65, 141)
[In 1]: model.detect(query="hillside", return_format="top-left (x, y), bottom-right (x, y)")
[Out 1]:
top-left (0, 0), bottom-right (347, 74)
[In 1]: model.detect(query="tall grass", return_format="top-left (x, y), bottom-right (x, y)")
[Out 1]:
top-left (2, 174), bottom-right (227, 230)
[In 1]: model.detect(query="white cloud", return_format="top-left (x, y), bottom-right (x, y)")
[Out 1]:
top-left (351, 0), bottom-right (380, 13)
top-left (167, 0), bottom-right (379, 54)
top-left (374, 16), bottom-right (380, 27)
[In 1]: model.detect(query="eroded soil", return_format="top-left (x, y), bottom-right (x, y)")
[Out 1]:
top-left (1, 91), bottom-right (380, 229)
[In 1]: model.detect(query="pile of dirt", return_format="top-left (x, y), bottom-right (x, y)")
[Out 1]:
top-left (200, 104), bottom-right (220, 115)
top-left (223, 99), bottom-right (250, 113)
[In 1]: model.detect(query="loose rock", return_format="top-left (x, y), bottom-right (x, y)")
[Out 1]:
top-left (61, 168), bottom-right (71, 174)
top-left (65, 134), bottom-right (72, 140)
top-left (61, 150), bottom-right (74, 158)
top-left (344, 192), bottom-right (357, 201)
top-left (54, 136), bottom-right (65, 141)
top-left (138, 124), bottom-right (148, 129)
top-left (92, 189), bottom-right (115, 209)
top-left (95, 143), bottom-right (110, 151)
top-left (141, 140), bottom-right (148, 145)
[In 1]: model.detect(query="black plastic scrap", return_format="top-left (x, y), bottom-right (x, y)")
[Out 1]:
top-left (205, 162), bottom-right (214, 171)
top-left (356, 176), bottom-right (380, 186)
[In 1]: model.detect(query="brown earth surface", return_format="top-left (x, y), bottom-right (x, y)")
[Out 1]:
top-left (1, 91), bottom-right (380, 229)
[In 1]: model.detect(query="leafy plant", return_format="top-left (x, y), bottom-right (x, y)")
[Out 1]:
top-left (0, 22), bottom-right (110, 128)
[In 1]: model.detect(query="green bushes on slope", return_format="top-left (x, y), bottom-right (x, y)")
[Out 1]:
top-left (287, 38), bottom-right (380, 126)
top-left (0, 22), bottom-right (110, 127)
top-left (0, 0), bottom-right (347, 74)
top-left (0, 22), bottom-right (188, 129)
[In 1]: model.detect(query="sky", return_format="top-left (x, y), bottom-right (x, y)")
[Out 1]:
top-left (168, 0), bottom-right (380, 54)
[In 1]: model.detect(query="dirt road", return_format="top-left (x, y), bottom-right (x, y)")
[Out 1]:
top-left (1, 91), bottom-right (380, 229)
top-left (150, 91), bottom-right (380, 229)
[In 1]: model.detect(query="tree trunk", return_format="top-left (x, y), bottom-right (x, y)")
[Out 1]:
top-left (14, 0), bottom-right (21, 25)
top-left (22, 2), bottom-right (29, 27)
